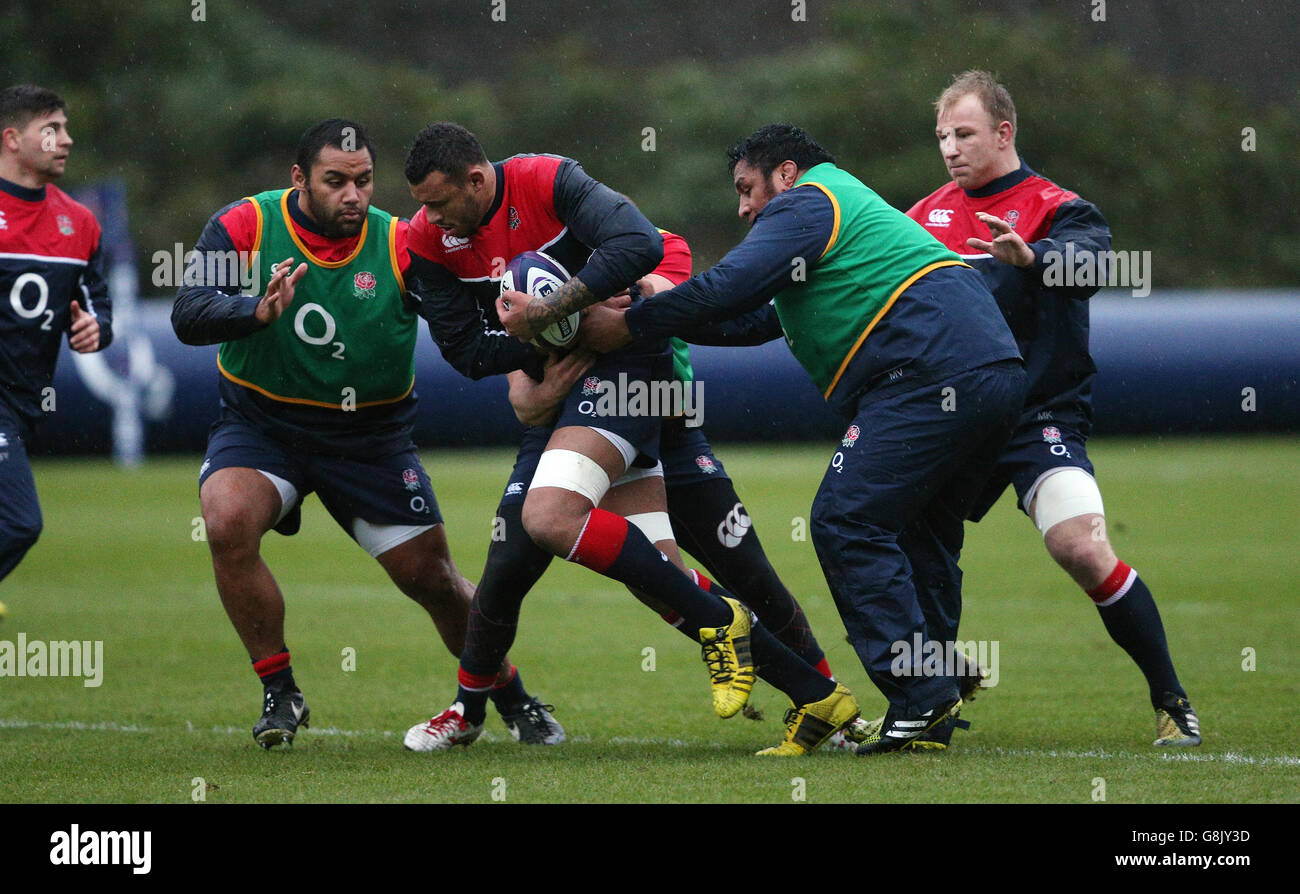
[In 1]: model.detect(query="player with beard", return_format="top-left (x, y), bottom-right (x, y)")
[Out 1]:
top-left (172, 119), bottom-right (555, 750)
top-left (402, 123), bottom-right (859, 756)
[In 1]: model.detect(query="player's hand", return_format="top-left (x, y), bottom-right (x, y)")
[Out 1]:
top-left (599, 293), bottom-right (633, 310)
top-left (255, 257), bottom-right (308, 325)
top-left (496, 288), bottom-right (538, 342)
top-left (508, 349), bottom-right (598, 426)
top-left (68, 300), bottom-right (101, 353)
top-left (636, 274), bottom-right (676, 298)
top-left (967, 212), bottom-right (1035, 268)
top-left (580, 303), bottom-right (633, 354)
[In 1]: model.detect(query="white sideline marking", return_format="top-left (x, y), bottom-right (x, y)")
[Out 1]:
top-left (7, 718), bottom-right (1296, 765)
top-left (0, 718), bottom-right (156, 733)
top-left (969, 745), bottom-right (1300, 767)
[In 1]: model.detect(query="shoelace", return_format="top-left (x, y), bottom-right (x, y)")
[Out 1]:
top-left (520, 702), bottom-right (558, 733)
top-left (701, 638), bottom-right (734, 683)
top-left (426, 710), bottom-right (464, 735)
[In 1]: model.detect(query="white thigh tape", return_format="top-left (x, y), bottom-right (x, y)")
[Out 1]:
top-left (352, 518), bottom-right (437, 558)
top-left (611, 461), bottom-right (664, 488)
top-left (590, 427), bottom-right (638, 470)
top-left (255, 469), bottom-right (299, 525)
top-left (1032, 467), bottom-right (1105, 535)
top-left (625, 511), bottom-right (674, 545)
top-left (528, 448), bottom-right (611, 506)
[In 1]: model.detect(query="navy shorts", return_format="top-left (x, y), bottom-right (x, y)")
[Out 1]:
top-left (199, 409), bottom-right (442, 539)
top-left (661, 420), bottom-right (729, 488)
top-left (0, 409), bottom-right (43, 581)
top-left (499, 425), bottom-right (551, 508)
top-left (500, 417), bottom-right (728, 507)
top-left (968, 419), bottom-right (1096, 522)
top-left (554, 349), bottom-right (672, 465)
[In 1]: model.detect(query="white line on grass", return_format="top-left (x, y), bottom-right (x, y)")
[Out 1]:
top-left (6, 718), bottom-right (1297, 765)
top-left (0, 718), bottom-right (156, 733)
top-left (969, 745), bottom-right (1300, 767)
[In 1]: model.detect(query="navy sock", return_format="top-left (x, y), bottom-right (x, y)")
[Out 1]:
top-left (747, 618), bottom-right (837, 705)
top-left (488, 666), bottom-right (529, 712)
top-left (1090, 562), bottom-right (1185, 708)
top-left (570, 508), bottom-right (730, 627)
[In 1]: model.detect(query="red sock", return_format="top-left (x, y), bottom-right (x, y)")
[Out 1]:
top-left (568, 508), bottom-right (628, 571)
top-left (493, 664), bottom-right (517, 688)
top-left (1087, 560), bottom-right (1137, 606)
top-left (252, 649), bottom-right (294, 690)
top-left (814, 657), bottom-right (834, 680)
top-left (690, 569), bottom-right (714, 591)
top-left (457, 666), bottom-right (498, 692)
top-left (252, 650), bottom-right (290, 679)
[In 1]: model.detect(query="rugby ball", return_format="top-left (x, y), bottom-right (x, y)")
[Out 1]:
top-left (500, 251), bottom-right (581, 351)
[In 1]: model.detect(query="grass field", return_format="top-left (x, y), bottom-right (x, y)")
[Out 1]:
top-left (1, 437), bottom-right (1297, 804)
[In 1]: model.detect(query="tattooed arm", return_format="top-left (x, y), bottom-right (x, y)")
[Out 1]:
top-left (497, 158), bottom-right (662, 341)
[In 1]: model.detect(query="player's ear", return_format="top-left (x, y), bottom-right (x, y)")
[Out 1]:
top-left (290, 163), bottom-right (308, 190)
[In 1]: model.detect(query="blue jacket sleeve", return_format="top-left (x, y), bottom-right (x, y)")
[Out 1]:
top-left (1027, 197), bottom-right (1112, 301)
top-left (675, 302), bottom-right (784, 346)
top-left (171, 201), bottom-right (264, 346)
top-left (625, 186), bottom-right (833, 341)
top-left (552, 159), bottom-right (663, 299)
top-left (78, 242), bottom-right (113, 351)
top-left (407, 252), bottom-right (545, 381)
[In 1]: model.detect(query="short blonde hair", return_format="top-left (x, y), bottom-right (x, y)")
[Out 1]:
top-left (935, 70), bottom-right (1017, 132)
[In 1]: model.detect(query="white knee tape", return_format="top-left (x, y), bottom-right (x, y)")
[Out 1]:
top-left (625, 511), bottom-right (674, 545)
top-left (528, 449), bottom-right (611, 506)
top-left (1032, 468), bottom-right (1105, 535)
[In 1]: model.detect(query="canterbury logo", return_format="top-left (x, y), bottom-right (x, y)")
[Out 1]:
top-left (441, 232), bottom-right (471, 251)
top-left (717, 503), bottom-right (752, 548)
top-left (926, 208), bottom-right (954, 226)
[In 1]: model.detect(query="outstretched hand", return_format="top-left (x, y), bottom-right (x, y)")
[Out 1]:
top-left (255, 257), bottom-right (308, 325)
top-left (967, 211), bottom-right (1035, 268)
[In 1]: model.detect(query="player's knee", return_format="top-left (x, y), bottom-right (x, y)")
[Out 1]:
top-left (520, 497), bottom-right (571, 556)
top-left (202, 503), bottom-right (263, 557)
top-left (414, 554), bottom-right (463, 602)
top-left (1045, 528), bottom-right (1115, 583)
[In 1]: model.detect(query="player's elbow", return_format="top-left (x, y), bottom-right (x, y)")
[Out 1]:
top-left (170, 297), bottom-right (202, 345)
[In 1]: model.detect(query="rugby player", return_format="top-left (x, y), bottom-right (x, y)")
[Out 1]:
top-left (568, 123), bottom-right (1028, 754)
top-left (403, 123), bottom-right (859, 756)
top-left (0, 85), bottom-right (112, 585)
top-left (172, 119), bottom-right (555, 749)
top-left (504, 241), bottom-right (870, 751)
top-left (907, 71), bottom-right (1200, 746)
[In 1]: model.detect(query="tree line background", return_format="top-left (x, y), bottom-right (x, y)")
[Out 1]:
top-left (4, 0), bottom-right (1296, 288)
